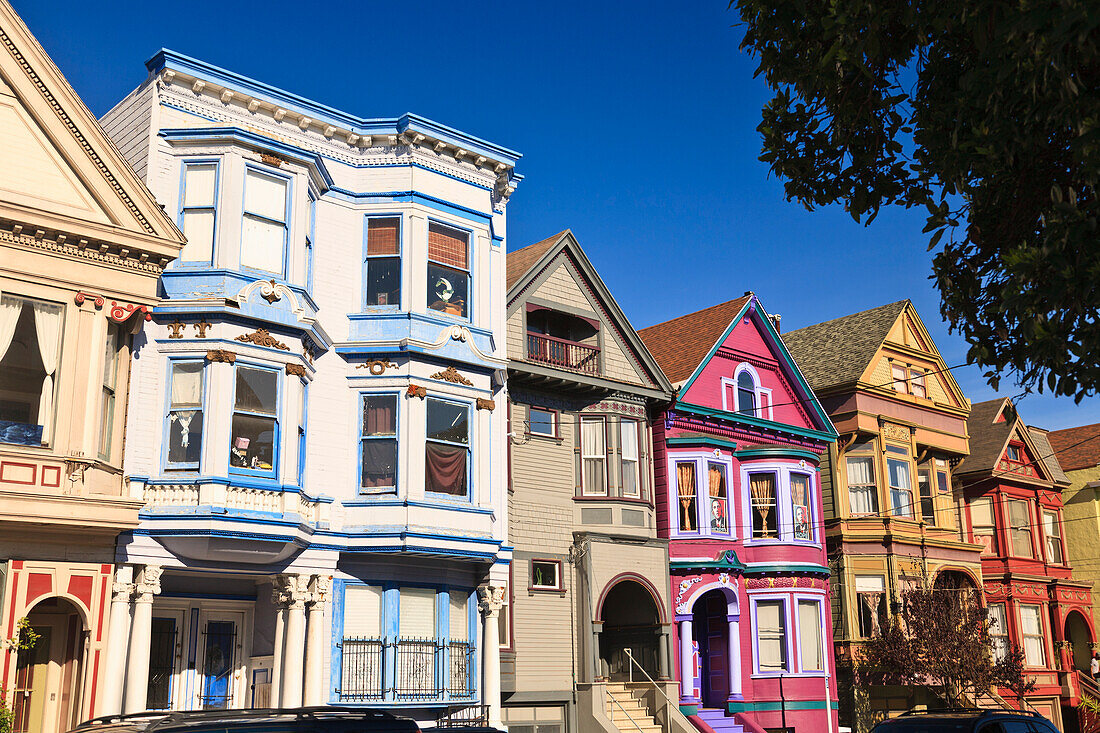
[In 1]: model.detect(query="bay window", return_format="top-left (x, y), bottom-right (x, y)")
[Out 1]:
top-left (791, 473), bottom-right (812, 540)
top-left (755, 600), bottom-right (788, 672)
top-left (427, 222), bottom-right (469, 318)
top-left (988, 603), bottom-right (1008, 662)
top-left (229, 365), bottom-right (278, 476)
top-left (845, 441), bottom-right (878, 514)
top-left (797, 600), bottom-right (824, 672)
top-left (1008, 498), bottom-right (1035, 558)
top-left (0, 295), bottom-right (62, 446)
top-left (707, 462), bottom-right (729, 534)
top-left (580, 417), bottom-right (606, 495)
top-left (240, 168), bottom-right (288, 275)
top-left (1042, 510), bottom-right (1063, 564)
top-left (1020, 604), bottom-right (1046, 666)
top-left (750, 472), bottom-right (778, 538)
top-left (364, 216), bottom-right (400, 307)
top-left (360, 394), bottom-right (397, 493)
top-left (297, 381), bottom-right (308, 486)
top-left (970, 497), bottom-right (997, 555)
top-left (98, 323), bottom-right (125, 460)
top-left (675, 460), bottom-right (698, 531)
top-left (165, 361), bottom-right (204, 468)
top-left (179, 161), bottom-right (217, 263)
top-left (621, 419), bottom-right (640, 497)
top-left (886, 445), bottom-right (914, 517)
top-left (426, 398), bottom-right (470, 497)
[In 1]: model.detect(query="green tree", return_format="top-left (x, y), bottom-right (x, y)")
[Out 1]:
top-left (1, 618), bottom-right (39, 733)
top-left (732, 0), bottom-right (1100, 400)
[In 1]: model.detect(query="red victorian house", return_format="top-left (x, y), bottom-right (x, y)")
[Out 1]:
top-left (639, 295), bottom-right (839, 733)
top-left (956, 398), bottom-right (1094, 728)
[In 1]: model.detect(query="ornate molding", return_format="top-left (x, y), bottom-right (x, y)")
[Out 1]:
top-left (74, 291), bottom-right (104, 308)
top-left (236, 279), bottom-right (307, 320)
top-left (235, 328), bottom-right (290, 351)
top-left (133, 565), bottom-right (163, 602)
top-left (274, 573), bottom-right (311, 609)
top-left (1, 225), bottom-right (166, 272)
top-left (430, 365), bottom-right (473, 386)
top-left (476, 398), bottom-right (496, 412)
top-left (309, 575), bottom-right (331, 606)
top-left (477, 584), bottom-right (506, 616)
top-left (74, 292), bottom-right (153, 323)
top-left (167, 320), bottom-right (185, 339)
top-left (286, 363), bottom-right (306, 377)
top-left (260, 153), bottom-right (285, 168)
top-left (881, 422), bottom-right (912, 444)
top-left (111, 581), bottom-right (134, 604)
top-left (355, 359), bottom-right (397, 376)
top-left (194, 320), bottom-right (211, 338)
top-left (407, 384), bottom-right (427, 399)
top-left (206, 349), bottom-right (236, 364)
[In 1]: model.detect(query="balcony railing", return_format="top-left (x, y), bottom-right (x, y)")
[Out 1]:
top-left (526, 332), bottom-right (600, 375)
top-left (336, 638), bottom-right (474, 702)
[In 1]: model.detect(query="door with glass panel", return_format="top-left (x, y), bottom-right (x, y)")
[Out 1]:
top-left (147, 610), bottom-right (184, 711)
top-left (194, 611), bottom-right (246, 710)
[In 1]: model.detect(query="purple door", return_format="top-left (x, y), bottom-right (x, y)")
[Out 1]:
top-left (694, 591), bottom-right (730, 708)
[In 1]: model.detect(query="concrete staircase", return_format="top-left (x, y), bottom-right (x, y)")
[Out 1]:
top-left (696, 708), bottom-right (744, 733)
top-left (606, 682), bottom-right (664, 733)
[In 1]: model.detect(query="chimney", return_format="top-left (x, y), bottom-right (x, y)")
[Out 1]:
top-left (770, 314), bottom-right (782, 333)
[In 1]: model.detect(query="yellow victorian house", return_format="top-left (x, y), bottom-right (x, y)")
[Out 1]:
top-left (784, 301), bottom-right (979, 729)
top-left (0, 2), bottom-right (185, 731)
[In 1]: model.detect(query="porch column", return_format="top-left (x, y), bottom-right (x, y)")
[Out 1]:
top-left (123, 565), bottom-right (162, 714)
top-left (271, 583), bottom-right (288, 708)
top-left (478, 585), bottom-right (505, 729)
top-left (304, 575), bottom-right (331, 706)
top-left (280, 574), bottom-right (309, 707)
top-left (100, 566), bottom-right (135, 716)
top-left (678, 617), bottom-right (694, 702)
top-left (727, 614), bottom-right (742, 700)
top-left (592, 622), bottom-right (604, 679)
top-left (658, 626), bottom-right (670, 680)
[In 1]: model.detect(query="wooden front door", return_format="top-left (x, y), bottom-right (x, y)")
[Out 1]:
top-left (694, 592), bottom-right (730, 708)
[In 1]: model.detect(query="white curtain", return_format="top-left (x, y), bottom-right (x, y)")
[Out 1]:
top-left (756, 601), bottom-right (785, 670)
top-left (0, 296), bottom-right (20, 363)
top-left (798, 601), bottom-right (824, 671)
top-left (449, 594), bottom-right (468, 641)
top-left (1020, 606), bottom-right (1046, 666)
top-left (581, 418), bottom-right (606, 494)
top-left (31, 302), bottom-right (61, 436)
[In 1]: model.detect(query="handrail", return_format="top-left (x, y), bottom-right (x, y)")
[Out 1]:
top-left (608, 691), bottom-right (647, 733)
top-left (623, 647), bottom-right (696, 733)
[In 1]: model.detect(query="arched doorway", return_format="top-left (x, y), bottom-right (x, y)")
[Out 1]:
top-left (1066, 611), bottom-right (1093, 673)
top-left (599, 580), bottom-right (662, 680)
top-left (12, 597), bottom-right (87, 733)
top-left (692, 589), bottom-right (733, 708)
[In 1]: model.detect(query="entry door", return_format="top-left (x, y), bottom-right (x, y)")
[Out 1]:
top-left (148, 611), bottom-right (185, 711)
top-left (13, 615), bottom-right (82, 733)
top-left (196, 611), bottom-right (245, 710)
top-left (12, 625), bottom-right (50, 733)
top-left (703, 596), bottom-right (729, 707)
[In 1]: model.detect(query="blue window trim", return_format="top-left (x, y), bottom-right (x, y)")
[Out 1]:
top-left (240, 163), bottom-right (292, 278)
top-left (425, 395), bottom-right (473, 502)
top-left (228, 360), bottom-right (281, 480)
top-left (162, 357), bottom-right (208, 472)
top-left (426, 218), bottom-right (473, 324)
top-left (297, 378), bottom-right (308, 488)
top-left (358, 391), bottom-right (401, 495)
top-left (362, 213), bottom-right (403, 312)
top-left (174, 158), bottom-right (221, 267)
top-left (305, 191), bottom-right (316, 294)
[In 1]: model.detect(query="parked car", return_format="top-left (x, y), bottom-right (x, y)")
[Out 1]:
top-left (68, 707), bottom-right (421, 733)
top-left (871, 709), bottom-right (1060, 733)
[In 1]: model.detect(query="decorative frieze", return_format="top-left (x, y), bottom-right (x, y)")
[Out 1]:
top-left (881, 422), bottom-right (912, 443)
top-left (194, 320), bottom-right (211, 337)
top-left (430, 365), bottom-right (473, 386)
top-left (355, 359), bottom-right (397, 375)
top-left (235, 328), bottom-right (290, 351)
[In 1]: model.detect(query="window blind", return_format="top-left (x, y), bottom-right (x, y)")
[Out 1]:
top-left (798, 601), bottom-right (823, 671)
top-left (400, 587), bottom-right (437, 638)
top-left (367, 218), bottom-right (400, 255)
top-left (449, 594), bottom-right (468, 641)
top-left (756, 601), bottom-right (786, 670)
top-left (428, 223), bottom-right (468, 269)
top-left (344, 585), bottom-right (383, 637)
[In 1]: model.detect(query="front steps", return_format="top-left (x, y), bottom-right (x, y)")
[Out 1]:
top-left (696, 707), bottom-right (744, 733)
top-left (606, 682), bottom-right (664, 733)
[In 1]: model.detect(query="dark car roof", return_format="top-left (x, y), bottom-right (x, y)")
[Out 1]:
top-left (872, 709), bottom-right (1052, 733)
top-left (71, 707), bottom-right (420, 733)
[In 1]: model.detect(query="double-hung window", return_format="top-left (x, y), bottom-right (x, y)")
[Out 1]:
top-left (580, 417), bottom-right (606, 495)
top-left (365, 217), bottom-right (400, 307)
top-left (620, 419), bottom-right (640, 497)
top-left (987, 602), bottom-right (1008, 662)
top-left (179, 162), bottom-right (217, 263)
top-left (891, 362), bottom-right (927, 397)
top-left (797, 600), bottom-right (824, 672)
top-left (426, 398), bottom-right (470, 497)
top-left (0, 295), bottom-right (63, 446)
top-left (166, 361), bottom-right (204, 468)
top-left (917, 468), bottom-right (936, 524)
top-left (756, 600), bottom-right (788, 672)
top-left (970, 497), bottom-right (997, 555)
top-left (241, 168), bottom-right (288, 275)
top-left (845, 441), bottom-right (878, 514)
top-left (361, 395), bottom-right (398, 493)
top-left (675, 461), bottom-right (698, 531)
top-left (749, 472), bottom-right (778, 538)
top-left (229, 365), bottom-right (279, 476)
top-left (707, 462), bottom-right (730, 534)
top-left (99, 323), bottom-right (125, 461)
top-left (427, 222), bottom-right (469, 318)
top-left (1042, 510), bottom-right (1063, 564)
top-left (886, 445), bottom-right (914, 517)
top-left (1008, 498), bottom-right (1035, 558)
top-left (1020, 604), bottom-right (1046, 666)
top-left (791, 473), bottom-right (813, 540)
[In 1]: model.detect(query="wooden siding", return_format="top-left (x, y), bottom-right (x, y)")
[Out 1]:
top-left (820, 446), bottom-right (836, 521)
top-left (651, 417), bottom-right (670, 539)
top-left (99, 81), bottom-right (153, 180)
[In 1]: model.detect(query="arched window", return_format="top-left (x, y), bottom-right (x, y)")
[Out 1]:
top-left (737, 370), bottom-right (757, 415)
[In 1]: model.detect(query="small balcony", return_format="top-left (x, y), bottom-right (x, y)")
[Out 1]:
top-left (526, 332), bottom-right (601, 375)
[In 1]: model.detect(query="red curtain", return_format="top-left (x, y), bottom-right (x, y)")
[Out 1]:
top-left (426, 443), bottom-right (467, 495)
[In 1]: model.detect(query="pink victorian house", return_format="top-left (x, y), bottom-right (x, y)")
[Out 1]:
top-left (640, 295), bottom-right (839, 733)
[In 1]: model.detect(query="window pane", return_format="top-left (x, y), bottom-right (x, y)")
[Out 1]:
top-left (427, 262), bottom-right (468, 318)
top-left (791, 474), bottom-right (812, 540)
top-left (427, 399), bottom-right (468, 444)
top-left (426, 443), bottom-right (467, 495)
top-left (428, 223), bottom-right (468, 269)
top-left (366, 257), bottom-right (400, 306)
top-left (891, 364), bottom-right (907, 391)
top-left (737, 371), bottom-right (756, 414)
top-left (756, 601), bottom-right (786, 671)
top-left (532, 561), bottom-right (559, 588)
top-left (622, 421), bottom-right (640, 498)
top-left (918, 470), bottom-right (935, 524)
top-left (846, 456), bottom-right (877, 514)
top-left (235, 367), bottom-right (278, 414)
top-left (399, 588), bottom-right (437, 639)
top-left (230, 413), bottom-right (275, 471)
top-left (171, 362), bottom-right (204, 407)
top-left (181, 209), bottom-right (215, 262)
top-left (167, 409), bottom-right (202, 465)
top-left (582, 419), bottom-right (606, 495)
top-left (707, 463), bottom-right (728, 533)
top-left (367, 217), bottom-right (400, 255)
top-left (676, 462), bottom-right (697, 531)
top-left (910, 370), bottom-right (927, 398)
top-left (798, 601), bottom-right (823, 671)
top-left (0, 297), bottom-right (61, 443)
top-left (529, 408), bottom-right (555, 436)
top-left (1044, 512), bottom-right (1063, 563)
top-left (241, 216), bottom-right (284, 273)
top-left (583, 459), bottom-right (606, 495)
top-left (361, 439), bottom-right (397, 490)
top-left (184, 164), bottom-right (217, 207)
top-left (449, 593), bottom-right (468, 641)
top-left (345, 585), bottom-right (383, 637)
top-left (971, 497), bottom-right (994, 526)
top-left (245, 170), bottom-right (286, 221)
top-left (887, 458), bottom-right (913, 517)
top-left (363, 395), bottom-right (397, 436)
top-left (750, 473), bottom-right (777, 538)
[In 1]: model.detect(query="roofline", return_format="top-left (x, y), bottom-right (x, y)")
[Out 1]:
top-left (145, 49), bottom-right (522, 168)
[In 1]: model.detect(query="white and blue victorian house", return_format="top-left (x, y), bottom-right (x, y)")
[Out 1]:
top-left (97, 50), bottom-right (519, 726)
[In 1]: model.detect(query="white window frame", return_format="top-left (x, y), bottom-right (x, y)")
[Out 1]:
top-left (1042, 509), bottom-right (1064, 564)
top-left (1018, 603), bottom-right (1048, 668)
top-left (530, 559), bottom-right (563, 591)
top-left (240, 165), bottom-right (291, 276)
top-left (528, 406), bottom-right (558, 438)
top-left (580, 416), bottom-right (607, 496)
top-left (722, 363), bottom-right (773, 420)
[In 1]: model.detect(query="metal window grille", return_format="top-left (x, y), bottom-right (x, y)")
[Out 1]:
top-left (338, 638), bottom-right (385, 701)
top-left (198, 622), bottom-right (238, 709)
top-left (448, 641), bottom-right (474, 698)
top-left (437, 705), bottom-right (490, 728)
top-left (395, 638), bottom-right (441, 700)
top-left (147, 619), bottom-right (178, 710)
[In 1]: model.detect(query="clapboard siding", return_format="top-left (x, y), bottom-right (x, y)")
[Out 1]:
top-left (99, 81), bottom-right (152, 179)
top-left (819, 446), bottom-right (836, 520)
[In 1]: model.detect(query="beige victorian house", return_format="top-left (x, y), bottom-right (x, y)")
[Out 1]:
top-left (0, 2), bottom-right (185, 731)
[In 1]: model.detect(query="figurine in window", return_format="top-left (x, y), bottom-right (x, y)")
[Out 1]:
top-left (429, 276), bottom-right (465, 316)
top-left (231, 436), bottom-right (250, 468)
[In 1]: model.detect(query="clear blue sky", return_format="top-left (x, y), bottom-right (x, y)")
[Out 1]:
top-left (14, 0), bottom-right (1099, 432)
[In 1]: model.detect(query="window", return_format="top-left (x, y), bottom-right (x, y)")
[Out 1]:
top-left (1007, 499), bottom-right (1035, 558)
top-left (1042, 511), bottom-right (1063, 564)
top-left (528, 407), bottom-right (556, 437)
top-left (750, 473), bottom-right (778, 538)
top-left (498, 579), bottom-right (511, 649)
top-left (165, 361), bottom-right (204, 468)
top-left (756, 600), bottom-right (788, 672)
top-left (1006, 444), bottom-right (1022, 462)
top-left (241, 168), bottom-right (288, 274)
top-left (361, 394), bottom-right (397, 492)
top-left (99, 324), bottom-right (125, 460)
top-left (886, 452), bottom-right (914, 518)
top-left (365, 217), bottom-right (400, 307)
top-left (179, 162), bottom-right (217, 263)
top-left (297, 381), bottom-right (308, 486)
top-left (397, 587), bottom-right (437, 698)
top-left (845, 442), bottom-right (878, 514)
top-left (917, 469), bottom-right (936, 524)
top-left (675, 461), bottom-right (698, 531)
top-left (229, 366), bottom-right (278, 475)
top-left (988, 603), bottom-right (1008, 662)
top-left (910, 368), bottom-right (927, 398)
top-left (855, 576), bottom-right (886, 638)
top-left (621, 420), bottom-right (640, 497)
top-left (531, 560), bottom-right (562, 591)
top-left (426, 398), bottom-right (470, 497)
top-left (448, 592), bottom-right (473, 697)
top-left (427, 222), bottom-right (469, 318)
top-left (791, 473), bottom-right (812, 540)
top-left (580, 417), bottom-right (606, 495)
top-left (891, 362), bottom-right (928, 398)
top-left (1019, 604), bottom-right (1046, 666)
top-left (0, 295), bottom-right (63, 446)
top-left (707, 462), bottom-right (729, 534)
top-left (737, 371), bottom-right (756, 415)
top-left (891, 364), bottom-right (908, 392)
top-left (798, 600), bottom-right (824, 672)
top-left (934, 459), bottom-right (950, 493)
top-left (304, 192), bottom-right (316, 291)
top-left (970, 497), bottom-right (997, 555)
top-left (342, 584), bottom-right (384, 700)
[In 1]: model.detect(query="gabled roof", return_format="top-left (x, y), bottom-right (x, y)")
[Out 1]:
top-left (1029, 427), bottom-right (1070, 485)
top-left (637, 297), bottom-right (752, 384)
top-left (507, 231), bottom-right (565, 289)
top-left (1048, 423), bottom-right (1100, 473)
top-left (782, 301), bottom-right (909, 391)
top-left (955, 397), bottom-right (1069, 486)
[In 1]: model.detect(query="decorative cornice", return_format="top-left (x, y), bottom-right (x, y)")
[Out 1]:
top-left (0, 223), bottom-right (166, 272)
top-left (476, 398), bottom-right (496, 412)
top-left (407, 384), bottom-right (427, 399)
top-left (206, 349), bottom-right (236, 363)
top-left (235, 328), bottom-right (290, 351)
top-left (355, 359), bottom-right (397, 376)
top-left (430, 365), bottom-right (473, 386)
top-left (285, 363), bottom-right (306, 376)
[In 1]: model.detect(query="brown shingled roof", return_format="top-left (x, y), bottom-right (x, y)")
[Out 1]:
top-left (1048, 423), bottom-right (1100, 472)
top-left (781, 301), bottom-right (909, 391)
top-left (956, 398), bottom-right (1014, 476)
top-left (637, 297), bottom-right (752, 383)
top-left (506, 230), bottom-right (568, 289)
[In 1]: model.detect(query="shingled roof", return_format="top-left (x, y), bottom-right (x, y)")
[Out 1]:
top-left (506, 230), bottom-right (567, 289)
top-left (637, 296), bottom-right (752, 383)
top-left (1048, 423), bottom-right (1100, 473)
top-left (782, 301), bottom-right (909, 391)
top-left (955, 399), bottom-right (1015, 477)
top-left (1029, 427), bottom-right (1070, 485)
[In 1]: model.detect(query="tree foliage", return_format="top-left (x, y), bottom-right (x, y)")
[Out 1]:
top-left (1, 618), bottom-right (38, 733)
top-left (857, 580), bottom-right (1034, 705)
top-left (732, 0), bottom-right (1100, 400)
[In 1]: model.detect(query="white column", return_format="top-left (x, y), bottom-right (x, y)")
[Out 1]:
top-left (304, 575), bottom-right (330, 706)
top-left (100, 567), bottom-right (134, 716)
top-left (478, 585), bottom-right (505, 730)
top-left (678, 619), bottom-right (694, 702)
top-left (123, 565), bottom-right (162, 714)
top-left (280, 574), bottom-right (309, 708)
top-left (271, 584), bottom-right (287, 708)
top-left (727, 615), bottom-right (742, 699)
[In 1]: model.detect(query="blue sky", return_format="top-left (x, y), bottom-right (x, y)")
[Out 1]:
top-left (14, 0), bottom-right (1099, 431)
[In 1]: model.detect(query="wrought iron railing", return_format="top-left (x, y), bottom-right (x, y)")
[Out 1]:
top-left (339, 638), bottom-right (385, 701)
top-left (526, 332), bottom-right (600, 374)
top-left (338, 637), bottom-right (473, 702)
top-left (448, 641), bottom-right (474, 698)
top-left (436, 705), bottom-right (490, 728)
top-left (395, 638), bottom-right (441, 700)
